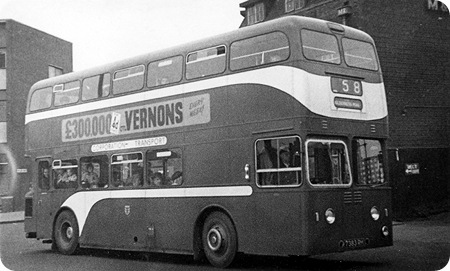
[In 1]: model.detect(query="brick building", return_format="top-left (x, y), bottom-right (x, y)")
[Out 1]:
top-left (0, 20), bottom-right (72, 211)
top-left (239, 0), bottom-right (449, 217)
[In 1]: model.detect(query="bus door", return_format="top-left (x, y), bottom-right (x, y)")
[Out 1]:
top-left (35, 159), bottom-right (54, 239)
top-left (252, 136), bottom-right (303, 255)
top-left (36, 158), bottom-right (79, 239)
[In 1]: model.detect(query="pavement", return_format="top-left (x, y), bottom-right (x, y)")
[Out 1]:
top-left (0, 211), bottom-right (25, 224)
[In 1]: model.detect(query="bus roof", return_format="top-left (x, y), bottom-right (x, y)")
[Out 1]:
top-left (27, 15), bottom-right (374, 100)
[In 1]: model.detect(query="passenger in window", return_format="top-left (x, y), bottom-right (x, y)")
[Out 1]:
top-left (151, 172), bottom-right (164, 186)
top-left (55, 169), bottom-right (68, 188)
top-left (279, 149), bottom-right (291, 168)
top-left (125, 163), bottom-right (143, 187)
top-left (66, 168), bottom-right (78, 187)
top-left (171, 171), bottom-right (182, 185)
top-left (40, 167), bottom-right (50, 190)
top-left (82, 163), bottom-right (99, 188)
top-left (257, 140), bottom-right (276, 185)
top-left (158, 77), bottom-right (169, 85)
top-left (279, 148), bottom-right (297, 185)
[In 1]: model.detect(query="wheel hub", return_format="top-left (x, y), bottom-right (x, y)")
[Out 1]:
top-left (207, 227), bottom-right (223, 251)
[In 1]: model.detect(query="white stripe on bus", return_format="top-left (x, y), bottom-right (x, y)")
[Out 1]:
top-left (25, 66), bottom-right (387, 124)
top-left (61, 185), bottom-right (253, 236)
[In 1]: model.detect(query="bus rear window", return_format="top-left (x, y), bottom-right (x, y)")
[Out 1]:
top-left (113, 65), bottom-right (145, 94)
top-left (307, 139), bottom-right (351, 186)
top-left (53, 81), bottom-right (80, 107)
top-left (147, 56), bottom-right (183, 87)
top-left (301, 30), bottom-right (340, 64)
top-left (230, 32), bottom-right (290, 70)
top-left (30, 87), bottom-right (52, 111)
top-left (343, 38), bottom-right (379, 71)
top-left (353, 139), bottom-right (385, 185)
top-left (186, 46), bottom-right (226, 79)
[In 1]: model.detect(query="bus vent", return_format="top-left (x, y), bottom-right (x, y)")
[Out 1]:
top-left (344, 191), bottom-right (363, 204)
top-left (370, 124), bottom-right (376, 133)
top-left (322, 120), bottom-right (328, 129)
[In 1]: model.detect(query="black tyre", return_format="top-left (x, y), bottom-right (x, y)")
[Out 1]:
top-left (54, 210), bottom-right (79, 255)
top-left (202, 212), bottom-right (237, 268)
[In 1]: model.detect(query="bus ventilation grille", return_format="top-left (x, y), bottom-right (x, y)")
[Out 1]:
top-left (344, 191), bottom-right (363, 204)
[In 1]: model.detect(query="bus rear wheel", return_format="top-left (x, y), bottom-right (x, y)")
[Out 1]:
top-left (202, 212), bottom-right (237, 268)
top-left (54, 210), bottom-right (79, 255)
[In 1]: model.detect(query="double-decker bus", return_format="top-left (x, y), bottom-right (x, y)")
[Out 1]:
top-left (24, 16), bottom-right (392, 268)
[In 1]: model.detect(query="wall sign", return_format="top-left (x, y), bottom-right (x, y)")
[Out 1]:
top-left (405, 163), bottom-right (420, 175)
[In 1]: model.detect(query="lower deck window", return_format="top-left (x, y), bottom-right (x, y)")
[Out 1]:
top-left (255, 136), bottom-right (302, 186)
top-left (146, 148), bottom-right (183, 186)
top-left (353, 139), bottom-right (385, 185)
top-left (111, 153), bottom-right (143, 187)
top-left (307, 139), bottom-right (351, 186)
top-left (53, 159), bottom-right (78, 189)
top-left (80, 155), bottom-right (109, 188)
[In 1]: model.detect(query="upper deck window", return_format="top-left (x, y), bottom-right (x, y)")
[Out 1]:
top-left (113, 65), bottom-right (145, 94)
top-left (353, 139), bottom-right (385, 185)
top-left (186, 46), bottom-right (226, 80)
top-left (230, 32), bottom-right (290, 70)
top-left (307, 139), bottom-right (351, 187)
top-left (342, 38), bottom-right (379, 71)
top-left (82, 73), bottom-right (111, 101)
top-left (147, 56), bottom-right (183, 87)
top-left (53, 81), bottom-right (80, 107)
top-left (30, 87), bottom-right (52, 111)
top-left (301, 30), bottom-right (341, 64)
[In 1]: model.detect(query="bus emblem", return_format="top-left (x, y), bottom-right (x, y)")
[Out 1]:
top-left (124, 205), bottom-right (131, 216)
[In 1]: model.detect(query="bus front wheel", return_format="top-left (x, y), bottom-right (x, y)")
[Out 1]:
top-left (202, 212), bottom-right (237, 268)
top-left (54, 210), bottom-right (79, 255)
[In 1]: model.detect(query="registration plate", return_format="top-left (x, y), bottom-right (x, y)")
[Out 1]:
top-left (331, 77), bottom-right (363, 96)
top-left (339, 238), bottom-right (369, 249)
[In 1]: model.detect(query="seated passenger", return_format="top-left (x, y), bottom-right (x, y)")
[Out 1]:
top-left (81, 163), bottom-right (99, 188)
top-left (171, 171), bottom-right (182, 185)
top-left (151, 172), bottom-right (164, 186)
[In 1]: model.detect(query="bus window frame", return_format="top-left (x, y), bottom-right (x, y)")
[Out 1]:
top-left (81, 73), bottom-right (111, 101)
top-left (342, 38), bottom-right (379, 71)
top-left (352, 138), bottom-right (386, 186)
top-left (112, 65), bottom-right (145, 95)
top-left (29, 86), bottom-right (53, 112)
top-left (147, 55), bottom-right (183, 88)
top-left (111, 152), bottom-right (143, 188)
top-left (255, 135), bottom-right (302, 188)
top-left (230, 31), bottom-right (291, 71)
top-left (300, 28), bottom-right (341, 65)
top-left (186, 45), bottom-right (227, 80)
top-left (52, 159), bottom-right (79, 189)
top-left (53, 80), bottom-right (81, 107)
top-left (305, 138), bottom-right (352, 188)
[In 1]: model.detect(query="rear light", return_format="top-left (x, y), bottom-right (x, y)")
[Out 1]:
top-left (371, 206), bottom-right (380, 221)
top-left (325, 208), bottom-right (336, 224)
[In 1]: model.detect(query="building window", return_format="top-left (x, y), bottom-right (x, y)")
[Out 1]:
top-left (247, 3), bottom-right (265, 25)
top-left (0, 50), bottom-right (5, 69)
top-left (285, 0), bottom-right (307, 12)
top-left (49, 66), bottom-right (63, 78)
